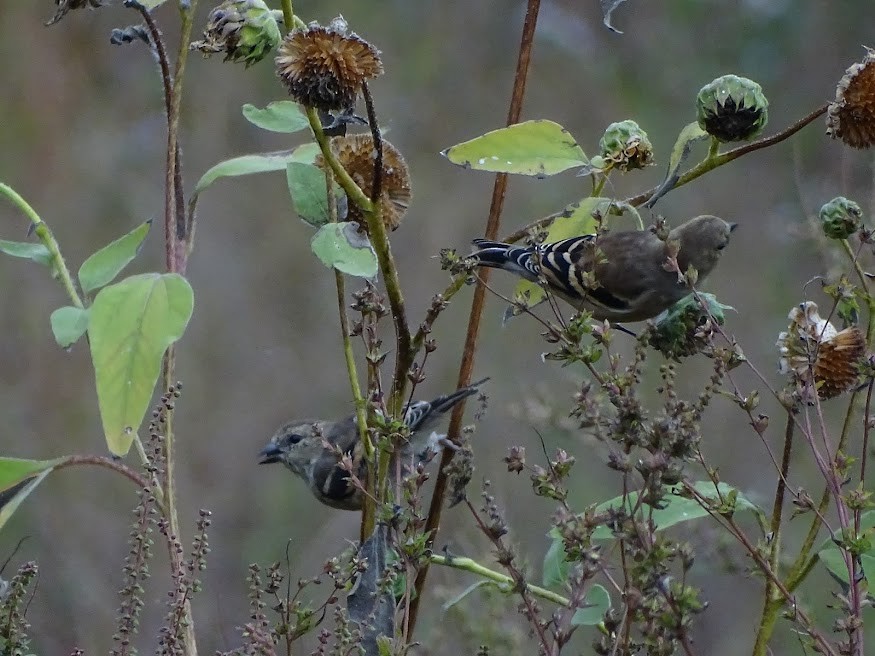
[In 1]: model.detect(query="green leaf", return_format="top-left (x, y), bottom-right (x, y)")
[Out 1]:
top-left (0, 457), bottom-right (64, 533)
top-left (543, 481), bottom-right (758, 586)
top-left (242, 101), bottom-right (310, 133)
top-left (193, 144), bottom-right (320, 194)
top-left (442, 120), bottom-right (588, 177)
top-left (78, 220), bottom-right (151, 295)
top-left (571, 584), bottom-right (611, 626)
top-left (88, 273), bottom-right (194, 456)
top-left (506, 197), bottom-right (612, 318)
top-left (287, 162), bottom-right (344, 227)
top-left (311, 222), bottom-right (378, 278)
top-left (0, 240), bottom-right (52, 267)
top-left (645, 122), bottom-right (709, 209)
top-left (50, 306), bottom-right (90, 348)
top-left (817, 511), bottom-right (875, 587)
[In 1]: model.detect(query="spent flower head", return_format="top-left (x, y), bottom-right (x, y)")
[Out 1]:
top-left (697, 74), bottom-right (769, 142)
top-left (827, 46), bottom-right (875, 149)
top-left (191, 0), bottom-right (282, 68)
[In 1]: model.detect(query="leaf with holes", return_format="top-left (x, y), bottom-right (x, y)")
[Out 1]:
top-left (89, 273), bottom-right (194, 456)
top-left (443, 120), bottom-right (587, 177)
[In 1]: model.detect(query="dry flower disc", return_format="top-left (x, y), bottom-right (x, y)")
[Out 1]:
top-left (827, 47), bottom-right (875, 149)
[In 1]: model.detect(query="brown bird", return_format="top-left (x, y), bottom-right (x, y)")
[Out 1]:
top-left (470, 215), bottom-right (736, 322)
top-left (257, 379), bottom-right (488, 510)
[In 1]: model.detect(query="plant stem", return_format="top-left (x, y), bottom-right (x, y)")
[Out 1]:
top-left (408, 0), bottom-right (541, 633)
top-left (55, 454), bottom-right (149, 489)
top-left (0, 183), bottom-right (84, 309)
top-left (279, 0), bottom-right (293, 30)
top-left (429, 554), bottom-right (571, 607)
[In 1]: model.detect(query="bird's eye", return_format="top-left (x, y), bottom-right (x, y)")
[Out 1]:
top-left (286, 433), bottom-right (305, 445)
top-left (716, 243), bottom-right (726, 251)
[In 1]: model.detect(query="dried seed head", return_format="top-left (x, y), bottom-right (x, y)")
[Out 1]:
top-left (598, 119), bottom-right (654, 172)
top-left (776, 302), bottom-right (866, 399)
top-left (647, 293), bottom-right (729, 360)
top-left (276, 17), bottom-right (383, 111)
top-left (46, 0), bottom-right (102, 26)
top-left (191, 0), bottom-right (282, 68)
top-left (696, 74), bottom-right (769, 142)
top-left (317, 134), bottom-right (411, 231)
top-left (827, 47), bottom-right (875, 149)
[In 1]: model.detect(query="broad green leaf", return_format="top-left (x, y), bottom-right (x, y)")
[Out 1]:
top-left (0, 240), bottom-right (52, 267)
top-left (311, 222), bottom-right (378, 278)
top-left (506, 197), bottom-right (611, 319)
top-left (442, 120), bottom-right (588, 177)
top-left (544, 481), bottom-right (759, 586)
top-left (243, 101), bottom-right (309, 133)
top-left (78, 220), bottom-right (151, 295)
top-left (89, 273), bottom-right (194, 456)
top-left (50, 306), bottom-right (90, 348)
top-left (644, 122), bottom-right (709, 209)
top-left (571, 584), bottom-right (611, 626)
top-left (193, 144), bottom-right (320, 194)
top-left (0, 457), bottom-right (64, 533)
top-left (817, 511), bottom-right (875, 587)
top-left (287, 162), bottom-right (344, 227)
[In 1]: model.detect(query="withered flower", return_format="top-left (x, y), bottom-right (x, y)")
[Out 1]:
top-left (276, 16), bottom-right (383, 112)
top-left (827, 47), bottom-right (875, 149)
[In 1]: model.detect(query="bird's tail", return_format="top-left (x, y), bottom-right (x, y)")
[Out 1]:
top-left (470, 239), bottom-right (540, 280)
top-left (404, 377), bottom-right (490, 434)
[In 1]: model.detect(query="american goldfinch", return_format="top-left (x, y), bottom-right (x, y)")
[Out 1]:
top-left (257, 378), bottom-right (488, 510)
top-left (470, 215), bottom-right (736, 322)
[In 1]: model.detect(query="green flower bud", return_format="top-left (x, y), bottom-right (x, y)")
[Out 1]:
top-left (191, 0), bottom-right (282, 68)
top-left (598, 120), bottom-right (653, 172)
top-left (648, 293), bottom-right (730, 360)
top-left (819, 196), bottom-right (863, 240)
top-left (696, 75), bottom-right (769, 142)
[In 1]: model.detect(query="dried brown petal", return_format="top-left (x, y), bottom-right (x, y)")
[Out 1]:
top-left (275, 17), bottom-right (383, 111)
top-left (815, 327), bottom-right (865, 398)
top-left (827, 47), bottom-right (875, 149)
top-left (317, 134), bottom-right (411, 231)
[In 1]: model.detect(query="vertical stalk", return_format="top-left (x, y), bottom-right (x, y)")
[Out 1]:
top-left (407, 0), bottom-right (542, 633)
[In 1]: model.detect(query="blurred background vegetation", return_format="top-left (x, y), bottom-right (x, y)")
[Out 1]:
top-left (1, 0), bottom-right (874, 653)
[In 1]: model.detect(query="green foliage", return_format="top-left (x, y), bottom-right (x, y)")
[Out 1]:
top-left (0, 240), bottom-right (52, 269)
top-left (88, 273), bottom-right (194, 456)
top-left (193, 144), bottom-right (319, 194)
top-left (242, 101), bottom-right (310, 133)
top-left (49, 306), bottom-right (90, 348)
top-left (78, 220), bottom-right (151, 295)
top-left (310, 222), bottom-right (378, 278)
top-left (286, 162), bottom-right (345, 227)
top-left (0, 457), bottom-right (63, 532)
top-left (442, 119), bottom-right (588, 177)
top-left (571, 584), bottom-right (611, 626)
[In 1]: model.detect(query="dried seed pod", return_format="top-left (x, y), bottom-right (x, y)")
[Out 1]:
top-left (776, 302), bottom-right (866, 399)
top-left (317, 134), bottom-right (411, 232)
top-left (819, 196), bottom-right (864, 240)
top-left (827, 47), bottom-right (875, 149)
top-left (276, 16), bottom-right (383, 111)
top-left (598, 119), bottom-right (653, 172)
top-left (191, 0), bottom-right (282, 68)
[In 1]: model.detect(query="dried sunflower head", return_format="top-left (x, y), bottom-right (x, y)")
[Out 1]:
top-left (276, 16), bottom-right (383, 112)
top-left (598, 120), bottom-right (654, 172)
top-left (191, 0), bottom-right (281, 68)
top-left (317, 134), bottom-right (411, 232)
top-left (696, 74), bottom-right (769, 143)
top-left (776, 301), bottom-right (866, 400)
top-left (827, 47), bottom-right (875, 149)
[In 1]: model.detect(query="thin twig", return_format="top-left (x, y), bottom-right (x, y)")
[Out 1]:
top-left (55, 455), bottom-right (149, 489)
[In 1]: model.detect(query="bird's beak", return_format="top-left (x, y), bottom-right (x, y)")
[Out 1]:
top-left (728, 222), bottom-right (738, 232)
top-left (258, 443), bottom-right (284, 464)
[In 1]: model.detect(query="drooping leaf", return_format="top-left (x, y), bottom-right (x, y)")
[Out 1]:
top-left (193, 144), bottom-right (320, 194)
top-left (0, 457), bottom-right (64, 532)
top-left (442, 580), bottom-right (498, 611)
top-left (50, 306), bottom-right (90, 348)
top-left (0, 240), bottom-right (52, 268)
top-left (571, 584), bottom-right (612, 626)
top-left (817, 511), bottom-right (875, 587)
top-left (242, 101), bottom-right (310, 133)
top-left (645, 122), bottom-right (710, 209)
top-left (311, 222), bottom-right (378, 278)
top-left (78, 220), bottom-right (151, 295)
top-left (89, 273), bottom-right (194, 456)
top-left (287, 162), bottom-right (344, 227)
top-left (543, 481), bottom-right (759, 586)
top-left (601, 0), bottom-right (630, 33)
top-left (442, 120), bottom-right (588, 177)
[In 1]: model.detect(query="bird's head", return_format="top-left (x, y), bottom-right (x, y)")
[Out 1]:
top-left (671, 215), bottom-right (736, 278)
top-left (258, 420), bottom-right (326, 477)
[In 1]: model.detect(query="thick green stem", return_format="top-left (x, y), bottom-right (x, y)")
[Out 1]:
top-left (0, 183), bottom-right (84, 309)
top-left (429, 554), bottom-right (570, 607)
top-left (279, 0), bottom-right (293, 30)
